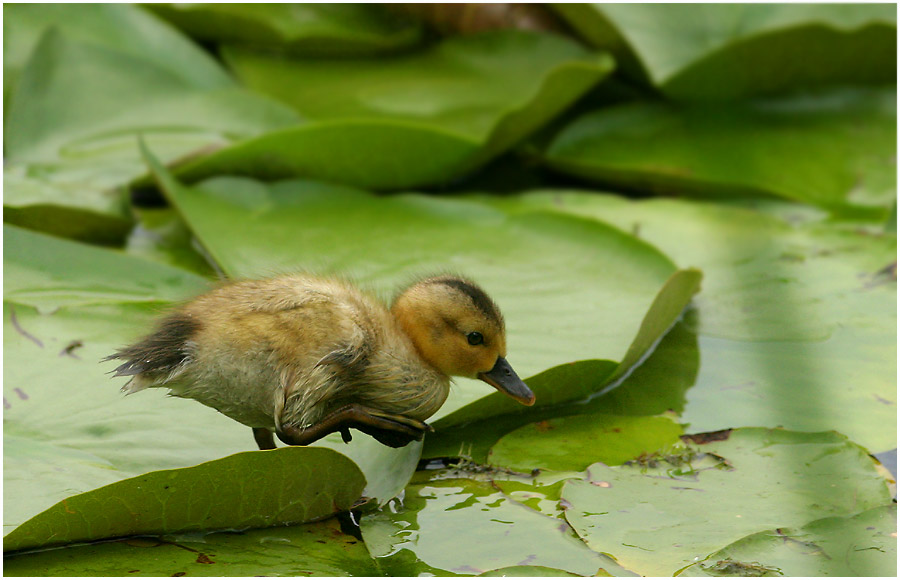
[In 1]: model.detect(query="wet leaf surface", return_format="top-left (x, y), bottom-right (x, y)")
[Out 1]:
top-left (561, 428), bottom-right (893, 576)
top-left (360, 472), bottom-right (622, 576)
top-left (488, 414), bottom-right (683, 473)
top-left (681, 505), bottom-right (897, 577)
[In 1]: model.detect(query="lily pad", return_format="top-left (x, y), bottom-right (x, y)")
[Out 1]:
top-left (5, 25), bottom-right (298, 241)
top-left (473, 191), bottom-right (897, 454)
top-left (3, 4), bottom-right (231, 109)
top-left (561, 428), bottom-right (893, 576)
top-left (552, 4), bottom-right (896, 99)
top-left (4, 517), bottom-right (380, 576)
top-left (3, 447), bottom-right (365, 553)
top-left (488, 414), bottom-right (684, 473)
top-left (682, 505), bottom-right (897, 577)
top-left (360, 474), bottom-right (621, 576)
top-left (173, 31), bottom-right (613, 189)
top-left (146, 3), bottom-right (423, 56)
top-left (4, 166), bottom-right (132, 245)
top-left (4, 224), bottom-right (210, 312)
top-left (543, 87), bottom-right (897, 216)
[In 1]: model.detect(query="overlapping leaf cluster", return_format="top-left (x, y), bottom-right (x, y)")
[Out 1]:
top-left (3, 4), bottom-right (896, 576)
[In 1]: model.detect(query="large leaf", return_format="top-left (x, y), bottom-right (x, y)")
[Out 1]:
top-left (360, 473), bottom-right (624, 576)
top-left (146, 3), bottom-right (423, 56)
top-left (552, 4), bottom-right (896, 99)
top-left (543, 87), bottom-right (897, 216)
top-left (681, 505), bottom-right (897, 577)
top-left (488, 414), bottom-right (684, 473)
top-left (474, 191), bottom-right (897, 454)
top-left (3, 4), bottom-right (231, 111)
top-left (4, 24), bottom-right (298, 242)
top-left (3, 165), bottom-right (132, 245)
top-left (561, 428), bottom-right (893, 576)
top-left (4, 447), bottom-right (364, 553)
top-left (7, 30), bottom-right (298, 166)
top-left (171, 31), bottom-right (613, 189)
top-left (4, 517), bottom-right (381, 576)
top-left (4, 224), bottom-right (210, 312)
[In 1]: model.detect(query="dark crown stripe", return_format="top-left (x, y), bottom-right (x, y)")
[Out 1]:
top-left (430, 277), bottom-right (501, 323)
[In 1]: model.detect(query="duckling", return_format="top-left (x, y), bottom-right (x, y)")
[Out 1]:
top-left (105, 274), bottom-right (534, 449)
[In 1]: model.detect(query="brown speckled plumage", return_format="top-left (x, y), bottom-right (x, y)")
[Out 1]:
top-left (106, 273), bottom-right (532, 448)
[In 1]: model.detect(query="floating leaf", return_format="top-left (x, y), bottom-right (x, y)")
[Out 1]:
top-left (561, 428), bottom-right (893, 576)
top-left (552, 4), bottom-right (896, 99)
top-left (172, 31), bottom-right (613, 189)
top-left (146, 3), bottom-right (423, 56)
top-left (4, 447), bottom-right (365, 553)
top-left (3, 4), bottom-right (231, 107)
top-left (4, 166), bottom-right (131, 245)
top-left (488, 414), bottom-right (684, 473)
top-left (473, 191), bottom-right (897, 454)
top-left (5, 24), bottom-right (298, 240)
top-left (360, 474), bottom-right (620, 576)
top-left (682, 505), bottom-right (897, 577)
top-left (543, 87), bottom-right (897, 216)
top-left (4, 517), bottom-right (381, 576)
top-left (4, 224), bottom-right (210, 312)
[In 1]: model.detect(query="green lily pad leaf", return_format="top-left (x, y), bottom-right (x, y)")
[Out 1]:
top-left (3, 447), bottom-right (365, 553)
top-left (682, 505), bottom-right (897, 577)
top-left (488, 414), bottom-right (683, 473)
top-left (544, 87), bottom-right (896, 216)
top-left (146, 3), bottom-right (423, 56)
top-left (4, 517), bottom-right (381, 576)
top-left (5, 27), bottom-right (299, 237)
top-left (423, 268), bottom-right (701, 461)
top-left (3, 4), bottom-right (231, 108)
top-left (360, 475), bottom-right (622, 576)
top-left (4, 225), bottom-right (210, 312)
top-left (561, 428), bottom-right (893, 577)
top-left (4, 165), bottom-right (132, 245)
top-left (476, 191), bottom-right (897, 454)
top-left (172, 31), bottom-right (613, 189)
top-left (552, 4), bottom-right (896, 99)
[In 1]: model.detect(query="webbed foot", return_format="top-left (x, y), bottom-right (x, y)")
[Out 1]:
top-left (276, 404), bottom-right (433, 448)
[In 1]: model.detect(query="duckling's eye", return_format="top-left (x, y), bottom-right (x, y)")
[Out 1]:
top-left (467, 332), bottom-right (484, 346)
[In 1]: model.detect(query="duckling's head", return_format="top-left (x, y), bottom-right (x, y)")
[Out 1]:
top-left (392, 275), bottom-right (535, 406)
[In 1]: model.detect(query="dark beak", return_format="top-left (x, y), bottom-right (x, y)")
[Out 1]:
top-left (478, 357), bottom-right (535, 406)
